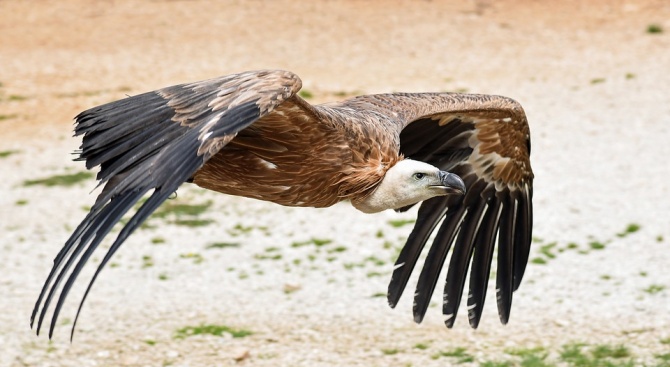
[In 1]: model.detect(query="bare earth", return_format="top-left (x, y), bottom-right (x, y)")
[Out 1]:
top-left (1, 1), bottom-right (669, 366)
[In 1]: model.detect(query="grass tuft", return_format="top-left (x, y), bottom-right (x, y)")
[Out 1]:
top-left (643, 284), bottom-right (666, 294)
top-left (298, 89), bottom-right (314, 99)
top-left (0, 114), bottom-right (18, 121)
top-left (589, 241), bottom-right (606, 250)
top-left (153, 201), bottom-right (212, 218)
top-left (647, 24), bottom-right (664, 34)
top-left (179, 253), bottom-right (204, 264)
top-left (616, 223), bottom-right (640, 237)
top-left (8, 94), bottom-right (28, 101)
top-left (23, 172), bottom-right (94, 187)
top-left (0, 150), bottom-right (19, 158)
top-left (414, 342), bottom-right (430, 350)
top-left (206, 242), bottom-right (240, 249)
top-left (387, 219), bottom-right (416, 228)
top-left (174, 324), bottom-right (252, 339)
top-left (431, 347), bottom-right (474, 363)
top-left (531, 257), bottom-right (547, 265)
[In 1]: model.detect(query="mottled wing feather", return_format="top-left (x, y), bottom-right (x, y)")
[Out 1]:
top-left (376, 93), bottom-right (533, 328)
top-left (31, 70), bottom-right (302, 338)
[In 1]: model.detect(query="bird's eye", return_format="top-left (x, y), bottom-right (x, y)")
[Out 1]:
top-left (413, 172), bottom-right (425, 180)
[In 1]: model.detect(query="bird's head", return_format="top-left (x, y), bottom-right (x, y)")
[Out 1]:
top-left (352, 159), bottom-right (466, 213)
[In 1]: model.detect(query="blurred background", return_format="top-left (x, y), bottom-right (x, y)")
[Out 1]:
top-left (1, 1), bottom-right (669, 366)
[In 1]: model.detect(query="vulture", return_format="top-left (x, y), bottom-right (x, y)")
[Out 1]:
top-left (31, 70), bottom-right (533, 339)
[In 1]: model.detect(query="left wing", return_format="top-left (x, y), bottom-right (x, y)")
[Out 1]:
top-left (357, 93), bottom-right (533, 328)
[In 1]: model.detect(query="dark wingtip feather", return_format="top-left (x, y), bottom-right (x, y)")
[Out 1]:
top-left (411, 204), bottom-right (465, 323)
top-left (513, 184), bottom-right (533, 291)
top-left (387, 197), bottom-right (450, 308)
top-left (466, 195), bottom-right (501, 329)
top-left (495, 194), bottom-right (517, 324)
top-left (442, 200), bottom-right (486, 328)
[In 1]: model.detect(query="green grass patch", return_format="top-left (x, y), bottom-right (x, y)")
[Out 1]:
top-left (647, 24), bottom-right (664, 34)
top-left (171, 218), bottom-right (214, 227)
top-left (560, 343), bottom-right (634, 367)
top-left (311, 238), bottom-right (332, 246)
top-left (656, 352), bottom-right (670, 363)
top-left (381, 348), bottom-right (400, 355)
top-left (179, 253), bottom-right (204, 264)
top-left (387, 219), bottom-right (416, 228)
top-left (591, 344), bottom-right (631, 359)
top-left (505, 347), bottom-right (551, 367)
top-left (566, 242), bottom-right (579, 250)
top-left (227, 223), bottom-right (255, 236)
top-left (414, 342), bottom-right (430, 350)
top-left (174, 324), bottom-right (253, 339)
top-left (481, 362), bottom-right (513, 367)
top-left (431, 347), bottom-right (474, 363)
top-left (327, 245), bottom-right (347, 253)
top-left (589, 241), bottom-right (606, 250)
top-left (7, 94), bottom-right (28, 101)
top-left (23, 171), bottom-right (94, 187)
top-left (539, 242), bottom-right (558, 259)
top-left (206, 242), bottom-right (240, 249)
top-left (151, 237), bottom-right (166, 244)
top-left (298, 89), bottom-right (314, 99)
top-left (616, 223), bottom-right (640, 238)
top-left (254, 253), bottom-right (282, 260)
top-left (291, 238), bottom-right (332, 247)
top-left (0, 114), bottom-right (18, 121)
top-left (590, 78), bottom-right (606, 84)
top-left (15, 199), bottom-right (28, 206)
top-left (0, 150), bottom-right (19, 158)
top-left (531, 257), bottom-right (547, 265)
top-left (153, 200), bottom-right (212, 218)
top-left (643, 284), bottom-right (666, 294)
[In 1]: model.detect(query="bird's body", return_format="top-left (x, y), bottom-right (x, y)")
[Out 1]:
top-left (192, 96), bottom-right (400, 208)
top-left (32, 70), bottom-right (533, 339)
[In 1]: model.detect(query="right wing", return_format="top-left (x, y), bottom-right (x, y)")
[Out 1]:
top-left (31, 70), bottom-right (302, 339)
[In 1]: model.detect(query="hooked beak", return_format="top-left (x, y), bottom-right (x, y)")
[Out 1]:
top-left (437, 171), bottom-right (466, 195)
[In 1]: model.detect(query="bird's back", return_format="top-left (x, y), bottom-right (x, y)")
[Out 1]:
top-left (192, 97), bottom-right (401, 207)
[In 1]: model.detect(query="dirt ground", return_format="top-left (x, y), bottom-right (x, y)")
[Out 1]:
top-left (1, 1), bottom-right (670, 366)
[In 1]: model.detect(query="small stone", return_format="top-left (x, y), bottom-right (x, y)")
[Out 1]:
top-left (283, 283), bottom-right (302, 294)
top-left (166, 350), bottom-right (179, 358)
top-left (233, 349), bottom-right (250, 362)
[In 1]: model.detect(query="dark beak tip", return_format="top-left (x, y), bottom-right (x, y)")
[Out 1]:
top-left (440, 171), bottom-right (466, 195)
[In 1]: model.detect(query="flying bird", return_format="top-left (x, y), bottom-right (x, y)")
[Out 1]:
top-left (31, 70), bottom-right (533, 339)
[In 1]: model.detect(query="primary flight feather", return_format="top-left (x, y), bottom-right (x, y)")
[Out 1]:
top-left (31, 70), bottom-right (533, 338)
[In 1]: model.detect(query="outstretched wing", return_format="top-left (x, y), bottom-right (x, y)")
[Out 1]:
top-left (31, 70), bottom-right (302, 339)
top-left (380, 93), bottom-right (533, 328)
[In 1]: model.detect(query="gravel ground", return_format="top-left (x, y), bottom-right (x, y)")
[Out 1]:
top-left (1, 1), bottom-right (669, 366)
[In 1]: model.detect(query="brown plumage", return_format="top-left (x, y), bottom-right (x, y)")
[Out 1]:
top-left (31, 70), bottom-right (533, 339)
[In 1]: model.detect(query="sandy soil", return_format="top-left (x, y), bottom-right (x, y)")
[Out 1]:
top-left (1, 1), bottom-right (670, 366)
